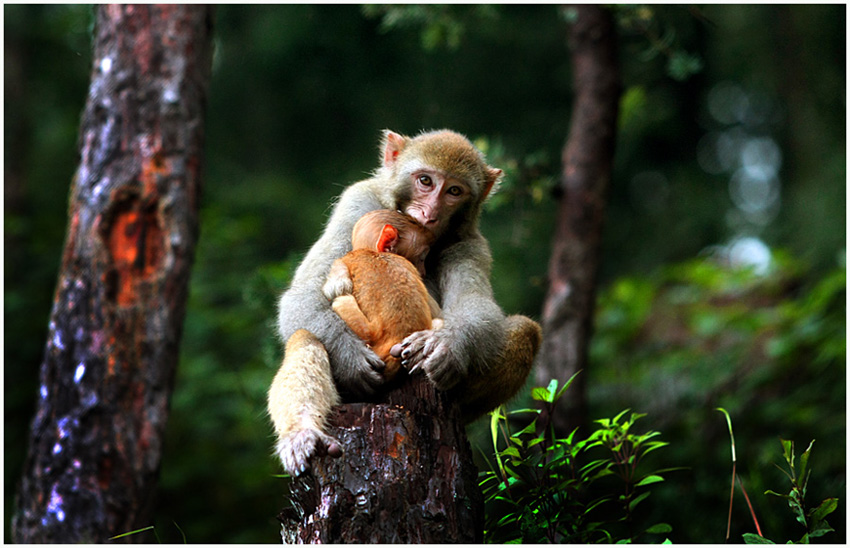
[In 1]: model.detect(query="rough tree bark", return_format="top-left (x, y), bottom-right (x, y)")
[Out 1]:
top-left (280, 375), bottom-right (483, 543)
top-left (537, 5), bottom-right (622, 436)
top-left (13, 5), bottom-right (213, 543)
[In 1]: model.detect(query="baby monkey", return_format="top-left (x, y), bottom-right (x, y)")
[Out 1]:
top-left (269, 210), bottom-right (441, 475)
top-left (322, 209), bottom-right (443, 381)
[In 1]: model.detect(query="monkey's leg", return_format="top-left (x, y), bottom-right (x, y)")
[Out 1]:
top-left (322, 259), bottom-right (353, 301)
top-left (268, 329), bottom-right (342, 476)
top-left (331, 295), bottom-right (378, 343)
top-left (457, 315), bottom-right (542, 422)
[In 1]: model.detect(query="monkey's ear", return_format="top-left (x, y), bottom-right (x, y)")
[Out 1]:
top-left (481, 167), bottom-right (503, 201)
top-left (382, 130), bottom-right (408, 168)
top-left (376, 224), bottom-right (399, 253)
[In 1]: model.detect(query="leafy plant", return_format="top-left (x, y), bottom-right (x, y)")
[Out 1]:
top-left (480, 374), bottom-right (673, 543)
top-left (743, 440), bottom-right (839, 544)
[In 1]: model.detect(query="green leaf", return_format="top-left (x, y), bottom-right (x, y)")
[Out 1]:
top-left (629, 491), bottom-right (651, 512)
top-left (526, 436), bottom-right (547, 448)
top-left (716, 408), bottom-right (736, 462)
top-left (490, 407), bottom-right (504, 451)
top-left (807, 522), bottom-right (835, 539)
top-left (646, 523), bottom-right (673, 534)
top-left (110, 526), bottom-right (156, 541)
top-left (501, 446), bottom-right (521, 459)
top-left (641, 441), bottom-right (670, 457)
top-left (555, 371), bottom-right (582, 401)
top-left (742, 533), bottom-right (775, 544)
top-left (779, 438), bottom-right (794, 471)
top-left (809, 497), bottom-right (839, 523)
top-left (612, 409), bottom-right (631, 425)
top-left (636, 474), bottom-right (665, 487)
top-left (506, 408), bottom-right (541, 416)
top-left (531, 387), bottom-right (552, 402)
top-left (764, 489), bottom-right (792, 501)
top-left (513, 420), bottom-right (539, 437)
top-left (799, 439), bottom-right (815, 481)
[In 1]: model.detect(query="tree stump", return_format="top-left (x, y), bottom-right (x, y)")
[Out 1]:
top-left (279, 374), bottom-right (483, 543)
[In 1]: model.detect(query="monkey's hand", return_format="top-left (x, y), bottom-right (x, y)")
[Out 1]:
top-left (332, 336), bottom-right (387, 397)
top-left (322, 260), bottom-right (353, 301)
top-left (276, 428), bottom-right (343, 477)
top-left (394, 328), bottom-right (466, 391)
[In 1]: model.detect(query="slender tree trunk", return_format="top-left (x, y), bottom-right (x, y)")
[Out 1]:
top-left (280, 375), bottom-right (483, 543)
top-left (13, 5), bottom-right (213, 543)
top-left (537, 5), bottom-right (621, 436)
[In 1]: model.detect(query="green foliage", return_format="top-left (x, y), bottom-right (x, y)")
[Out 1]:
top-left (362, 5), bottom-right (497, 50)
top-left (613, 5), bottom-right (704, 81)
top-left (590, 252), bottom-right (845, 542)
top-left (744, 440), bottom-right (839, 544)
top-left (5, 4), bottom-right (845, 543)
top-left (481, 376), bottom-right (673, 543)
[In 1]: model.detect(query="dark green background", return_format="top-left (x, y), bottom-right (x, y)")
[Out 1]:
top-left (5, 5), bottom-right (845, 543)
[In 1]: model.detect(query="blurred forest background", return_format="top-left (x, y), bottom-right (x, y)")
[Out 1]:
top-left (4, 4), bottom-right (845, 543)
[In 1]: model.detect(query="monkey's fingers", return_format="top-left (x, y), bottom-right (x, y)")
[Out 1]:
top-left (277, 430), bottom-right (318, 476)
top-left (364, 348), bottom-right (386, 372)
top-left (398, 330), bottom-right (436, 372)
top-left (422, 348), bottom-right (463, 391)
top-left (342, 347), bottom-right (386, 396)
top-left (277, 429), bottom-right (344, 476)
top-left (389, 343), bottom-right (403, 358)
top-left (315, 432), bottom-right (344, 459)
top-left (412, 331), bottom-right (464, 390)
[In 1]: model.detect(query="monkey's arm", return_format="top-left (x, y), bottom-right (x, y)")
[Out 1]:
top-left (322, 259), bottom-right (354, 301)
top-left (400, 236), bottom-right (505, 390)
top-left (277, 183), bottom-right (389, 397)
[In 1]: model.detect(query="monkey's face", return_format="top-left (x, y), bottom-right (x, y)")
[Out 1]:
top-left (403, 171), bottom-right (471, 239)
top-left (383, 130), bottom-right (503, 240)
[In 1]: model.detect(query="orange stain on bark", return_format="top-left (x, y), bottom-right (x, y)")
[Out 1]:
top-left (107, 205), bottom-right (163, 307)
top-left (141, 149), bottom-right (168, 196)
top-left (386, 432), bottom-right (406, 459)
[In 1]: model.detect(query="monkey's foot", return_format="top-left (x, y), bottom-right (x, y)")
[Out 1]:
top-left (276, 429), bottom-right (342, 476)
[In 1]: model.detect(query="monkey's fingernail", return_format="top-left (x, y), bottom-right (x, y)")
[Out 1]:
top-left (408, 364), bottom-right (420, 374)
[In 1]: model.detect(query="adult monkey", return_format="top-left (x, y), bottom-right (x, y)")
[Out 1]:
top-left (272, 129), bottom-right (542, 474)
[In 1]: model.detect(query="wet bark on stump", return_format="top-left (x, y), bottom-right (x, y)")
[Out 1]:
top-left (13, 5), bottom-right (213, 543)
top-left (279, 375), bottom-right (484, 543)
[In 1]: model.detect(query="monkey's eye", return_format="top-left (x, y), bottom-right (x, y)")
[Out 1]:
top-left (447, 185), bottom-right (463, 196)
top-left (417, 175), bottom-right (433, 187)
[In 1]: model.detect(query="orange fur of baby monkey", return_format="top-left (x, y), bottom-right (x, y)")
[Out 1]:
top-left (330, 210), bottom-right (437, 380)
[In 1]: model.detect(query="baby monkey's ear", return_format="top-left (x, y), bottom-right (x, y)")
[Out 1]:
top-left (375, 224), bottom-right (399, 253)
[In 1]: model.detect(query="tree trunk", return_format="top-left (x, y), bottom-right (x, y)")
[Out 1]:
top-left (537, 5), bottom-right (621, 436)
top-left (280, 375), bottom-right (483, 543)
top-left (13, 5), bottom-right (213, 543)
